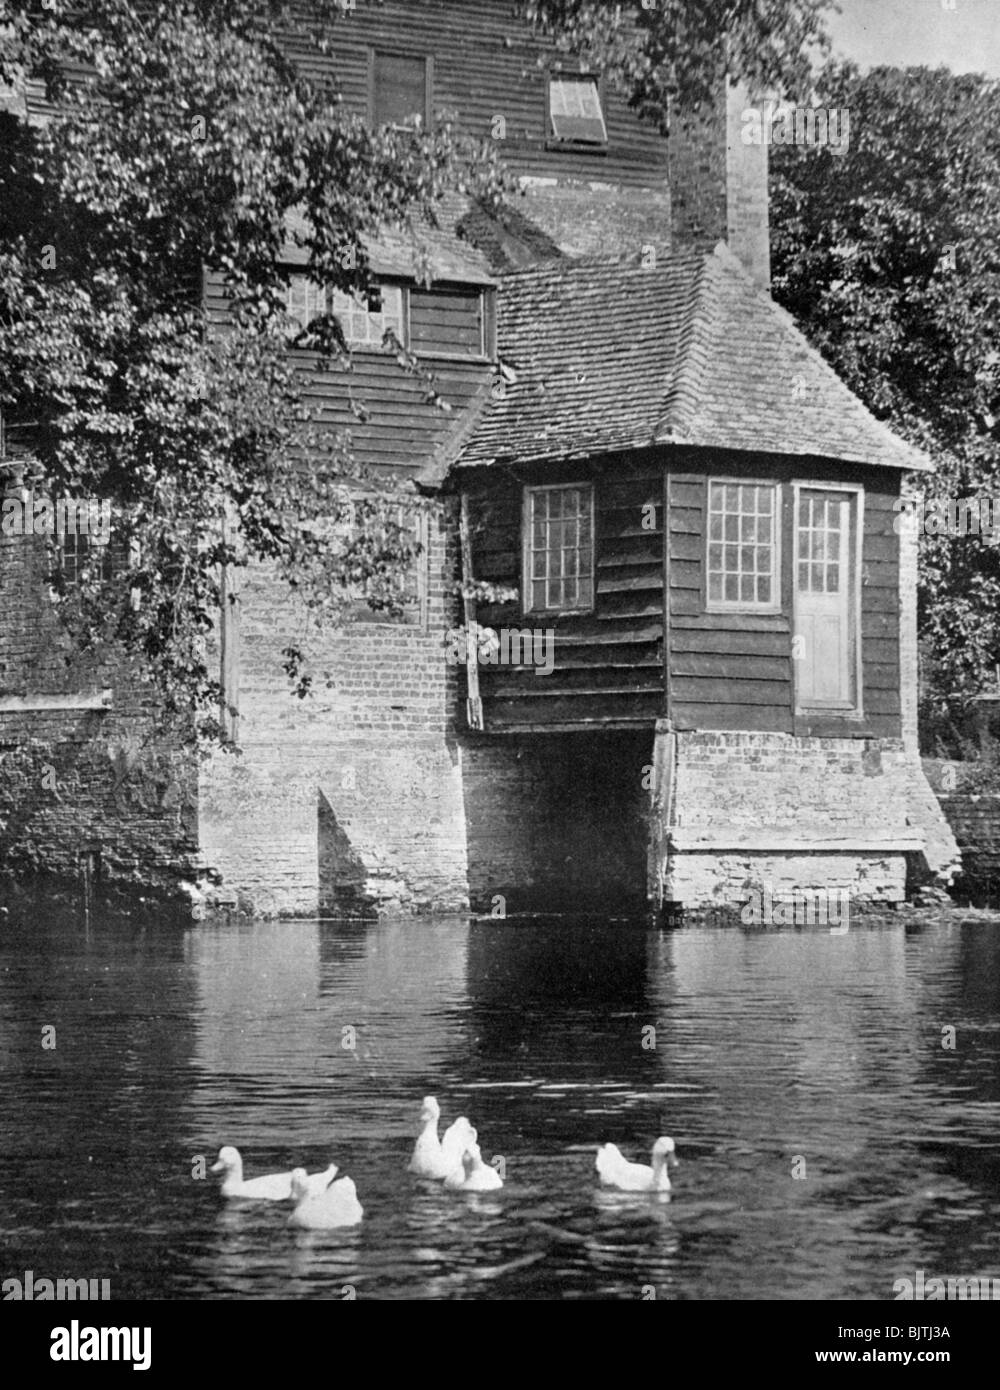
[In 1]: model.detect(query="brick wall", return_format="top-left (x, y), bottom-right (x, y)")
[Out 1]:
top-left (460, 730), bottom-right (653, 912)
top-left (923, 759), bottom-right (998, 898)
top-left (0, 470), bottom-right (202, 901)
top-left (196, 498), bottom-right (474, 915)
top-left (656, 730), bottom-right (960, 909)
top-left (899, 487), bottom-right (919, 753)
top-left (669, 79), bottom-right (770, 288)
top-left (517, 178), bottom-right (672, 262)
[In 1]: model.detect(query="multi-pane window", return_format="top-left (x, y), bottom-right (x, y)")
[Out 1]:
top-left (797, 492), bottom-right (846, 595)
top-left (285, 276), bottom-right (405, 348)
top-left (548, 74), bottom-right (608, 145)
top-left (59, 528), bottom-right (126, 587)
top-left (331, 286), bottom-right (404, 348)
top-left (707, 481), bottom-right (778, 609)
top-left (286, 276), bottom-right (327, 333)
top-left (525, 484), bottom-right (594, 613)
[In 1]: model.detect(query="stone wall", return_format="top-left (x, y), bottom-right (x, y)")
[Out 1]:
top-left (657, 730), bottom-right (961, 909)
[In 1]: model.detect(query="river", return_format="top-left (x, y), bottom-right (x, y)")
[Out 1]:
top-left (1, 902), bottom-right (998, 1300)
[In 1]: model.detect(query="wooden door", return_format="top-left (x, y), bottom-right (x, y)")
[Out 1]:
top-left (794, 488), bottom-right (858, 710)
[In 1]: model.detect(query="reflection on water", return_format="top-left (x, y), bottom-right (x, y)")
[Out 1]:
top-left (0, 902), bottom-right (998, 1300)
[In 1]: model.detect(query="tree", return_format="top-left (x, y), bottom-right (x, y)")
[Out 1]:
top-left (0, 0), bottom-right (500, 740)
top-left (523, 0), bottom-right (833, 114)
top-left (769, 62), bottom-right (1000, 745)
top-left (0, 0), bottom-right (835, 745)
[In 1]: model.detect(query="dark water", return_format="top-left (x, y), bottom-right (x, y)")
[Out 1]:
top-left (1, 903), bottom-right (999, 1301)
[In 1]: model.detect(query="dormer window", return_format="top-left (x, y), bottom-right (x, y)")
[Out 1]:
top-left (285, 275), bottom-right (405, 349)
top-left (547, 74), bottom-right (607, 147)
top-left (370, 50), bottom-right (433, 131)
top-left (331, 285), bottom-right (405, 348)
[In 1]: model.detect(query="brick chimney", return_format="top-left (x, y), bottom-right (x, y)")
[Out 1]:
top-left (668, 77), bottom-right (770, 290)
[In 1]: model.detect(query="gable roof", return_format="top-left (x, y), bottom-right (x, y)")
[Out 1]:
top-left (283, 192), bottom-right (497, 287)
top-left (428, 242), bottom-right (931, 481)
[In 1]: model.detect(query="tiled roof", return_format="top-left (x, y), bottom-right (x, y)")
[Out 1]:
top-left (435, 242), bottom-right (931, 477)
top-left (284, 192), bottom-right (497, 286)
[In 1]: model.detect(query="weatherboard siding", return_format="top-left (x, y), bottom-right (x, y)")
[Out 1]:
top-left (667, 456), bottom-right (902, 738)
top-left (280, 0), bottom-right (668, 187)
top-left (466, 453), bottom-right (902, 737)
top-left (202, 269), bottom-right (490, 477)
top-left (467, 460), bottom-right (665, 732)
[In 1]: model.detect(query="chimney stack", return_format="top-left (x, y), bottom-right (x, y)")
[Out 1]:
top-left (668, 77), bottom-right (770, 290)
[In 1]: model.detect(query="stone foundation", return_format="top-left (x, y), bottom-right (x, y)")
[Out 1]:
top-left (654, 728), bottom-right (960, 910)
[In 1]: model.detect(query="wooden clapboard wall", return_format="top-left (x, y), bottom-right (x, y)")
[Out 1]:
top-left (279, 0), bottom-right (669, 189)
top-left (667, 452), bottom-right (902, 738)
top-left (202, 270), bottom-right (491, 477)
top-left (467, 456), bottom-right (666, 732)
top-left (465, 450), bottom-right (902, 737)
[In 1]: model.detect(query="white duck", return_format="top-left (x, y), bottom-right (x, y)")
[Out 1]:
top-left (408, 1096), bottom-right (476, 1180)
top-left (288, 1167), bottom-right (364, 1229)
top-left (210, 1146), bottom-right (338, 1201)
top-left (444, 1140), bottom-right (504, 1192)
top-left (595, 1136), bottom-right (677, 1192)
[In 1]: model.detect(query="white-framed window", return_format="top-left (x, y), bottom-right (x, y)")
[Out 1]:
top-left (706, 479), bottom-right (780, 611)
top-left (331, 285), bottom-right (405, 348)
top-left (285, 275), bottom-right (405, 348)
top-left (286, 276), bottom-right (327, 333)
top-left (548, 74), bottom-right (608, 145)
top-left (524, 483), bottom-right (594, 614)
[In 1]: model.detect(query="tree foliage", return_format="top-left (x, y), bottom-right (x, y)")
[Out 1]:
top-left (523, 0), bottom-right (833, 113)
top-left (0, 0), bottom-right (839, 745)
top-left (770, 62), bottom-right (1000, 739)
top-left (0, 0), bottom-right (499, 741)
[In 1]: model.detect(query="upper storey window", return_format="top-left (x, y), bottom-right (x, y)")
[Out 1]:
top-left (547, 73), bottom-right (608, 147)
top-left (286, 276), bottom-right (405, 349)
top-left (371, 50), bottom-right (433, 131)
top-left (331, 285), bottom-right (405, 348)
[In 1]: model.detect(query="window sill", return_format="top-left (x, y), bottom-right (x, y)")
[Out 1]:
top-left (0, 690), bottom-right (113, 712)
top-left (704, 605), bottom-right (783, 618)
top-left (545, 139), bottom-right (609, 155)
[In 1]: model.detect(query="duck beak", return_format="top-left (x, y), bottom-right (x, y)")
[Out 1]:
top-left (669, 1153), bottom-right (680, 1169)
top-left (210, 1160), bottom-right (225, 1173)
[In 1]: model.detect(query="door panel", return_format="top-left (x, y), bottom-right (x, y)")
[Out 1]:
top-left (795, 489), bottom-right (857, 710)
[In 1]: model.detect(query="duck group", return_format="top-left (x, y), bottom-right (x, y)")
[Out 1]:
top-left (211, 1102), bottom-right (676, 1229)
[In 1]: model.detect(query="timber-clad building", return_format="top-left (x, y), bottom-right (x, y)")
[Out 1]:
top-left (0, 1), bottom-right (958, 915)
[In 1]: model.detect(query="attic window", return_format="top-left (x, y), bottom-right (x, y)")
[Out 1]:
top-left (548, 74), bottom-right (607, 146)
top-left (371, 51), bottom-right (433, 131)
top-left (285, 275), bottom-right (405, 349)
top-left (331, 285), bottom-right (405, 348)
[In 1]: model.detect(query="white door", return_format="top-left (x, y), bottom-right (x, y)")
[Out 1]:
top-left (795, 489), bottom-right (857, 709)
